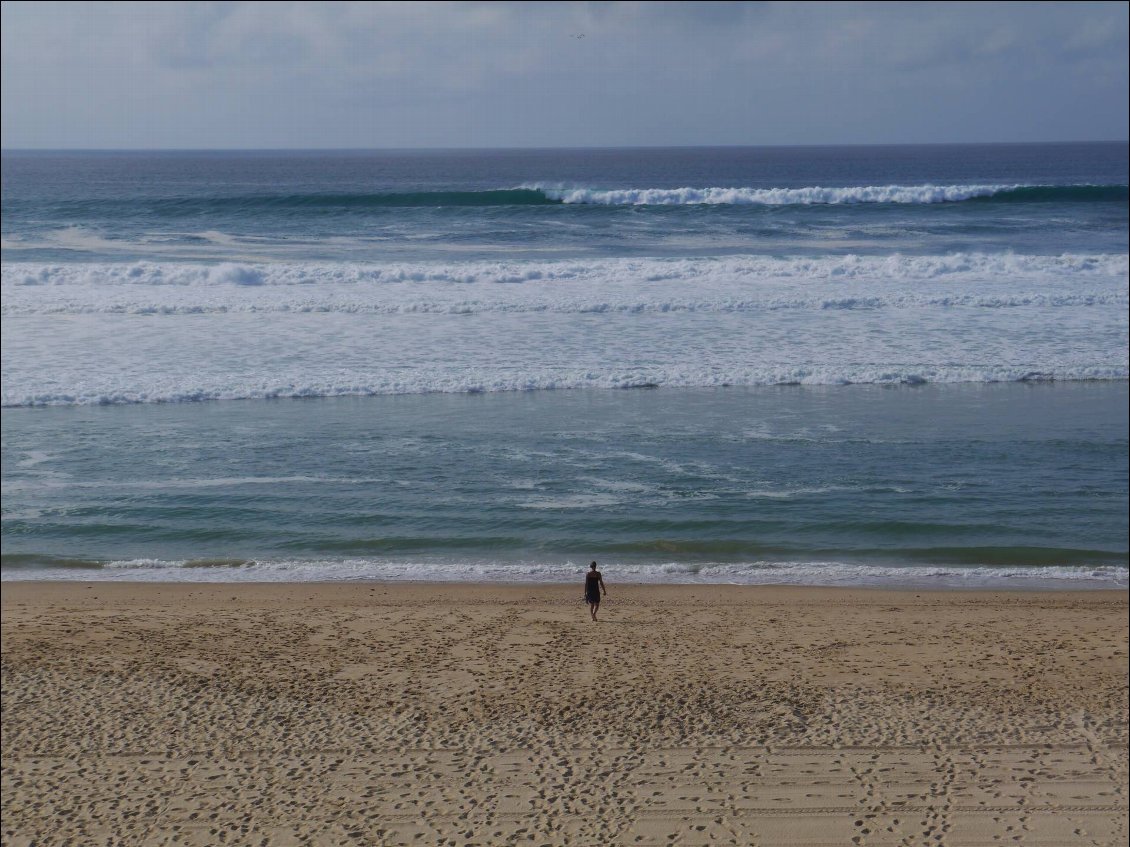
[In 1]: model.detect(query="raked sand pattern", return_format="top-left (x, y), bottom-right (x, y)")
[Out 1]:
top-left (2, 583), bottom-right (1127, 846)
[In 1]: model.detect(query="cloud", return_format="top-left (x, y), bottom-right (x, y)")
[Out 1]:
top-left (2, 1), bottom-right (1126, 147)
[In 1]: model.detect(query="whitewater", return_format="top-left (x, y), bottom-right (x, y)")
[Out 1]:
top-left (2, 252), bottom-right (1126, 406)
top-left (532, 182), bottom-right (1128, 205)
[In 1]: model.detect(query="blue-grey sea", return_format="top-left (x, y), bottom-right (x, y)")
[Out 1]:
top-left (2, 143), bottom-right (1127, 587)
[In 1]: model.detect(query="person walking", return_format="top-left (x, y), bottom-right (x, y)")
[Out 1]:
top-left (584, 561), bottom-right (607, 621)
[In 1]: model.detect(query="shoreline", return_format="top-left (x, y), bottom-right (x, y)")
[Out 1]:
top-left (4, 573), bottom-right (1127, 592)
top-left (4, 581), bottom-right (1126, 845)
top-left (3, 577), bottom-right (1130, 592)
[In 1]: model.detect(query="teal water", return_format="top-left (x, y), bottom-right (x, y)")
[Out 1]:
top-left (4, 143), bottom-right (1127, 263)
top-left (2, 383), bottom-right (1126, 586)
top-left (2, 144), bottom-right (1127, 585)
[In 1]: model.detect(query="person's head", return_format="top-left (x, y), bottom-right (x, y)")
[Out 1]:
top-left (590, 561), bottom-right (598, 570)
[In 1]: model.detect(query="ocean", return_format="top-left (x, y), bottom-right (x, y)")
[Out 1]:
top-left (2, 143), bottom-right (1127, 587)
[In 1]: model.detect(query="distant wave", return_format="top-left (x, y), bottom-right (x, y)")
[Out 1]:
top-left (18, 184), bottom-right (1127, 215)
top-left (531, 183), bottom-right (1129, 206)
top-left (28, 189), bottom-right (557, 216)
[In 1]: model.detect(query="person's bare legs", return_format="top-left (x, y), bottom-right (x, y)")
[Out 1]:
top-left (590, 600), bottom-right (599, 621)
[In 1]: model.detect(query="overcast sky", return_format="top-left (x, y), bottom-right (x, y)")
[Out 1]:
top-left (2, 1), bottom-right (1127, 149)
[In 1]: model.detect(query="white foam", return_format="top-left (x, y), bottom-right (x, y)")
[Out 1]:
top-left (2, 254), bottom-right (1125, 318)
top-left (744, 486), bottom-right (856, 499)
top-left (5, 367), bottom-right (1128, 408)
top-left (519, 493), bottom-right (624, 509)
top-left (1, 475), bottom-right (391, 492)
top-left (14, 451), bottom-right (53, 468)
top-left (3, 291), bottom-right (1124, 317)
top-left (3, 556), bottom-right (1125, 589)
top-left (5, 253), bottom-right (1127, 287)
top-left (532, 184), bottom-right (1025, 206)
top-left (3, 253), bottom-right (1126, 406)
top-left (13, 364), bottom-right (1130, 407)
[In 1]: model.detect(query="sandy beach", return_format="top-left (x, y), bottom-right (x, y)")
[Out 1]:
top-left (1, 582), bottom-right (1126, 846)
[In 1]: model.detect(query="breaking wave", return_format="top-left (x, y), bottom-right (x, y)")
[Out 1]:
top-left (5, 253), bottom-right (1125, 407)
top-left (5, 251), bottom-right (1126, 289)
top-left (531, 183), bottom-right (1128, 206)
top-left (14, 184), bottom-right (1127, 217)
top-left (6, 365), bottom-right (1128, 407)
top-left (4, 253), bottom-right (1125, 317)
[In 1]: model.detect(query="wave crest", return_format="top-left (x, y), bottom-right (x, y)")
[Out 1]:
top-left (13, 184), bottom-right (1126, 216)
top-left (530, 183), bottom-right (1128, 206)
top-left (5, 252), bottom-right (1126, 289)
top-left (6, 365), bottom-right (1128, 407)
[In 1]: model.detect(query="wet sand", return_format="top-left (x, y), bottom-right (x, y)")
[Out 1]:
top-left (2, 582), bottom-right (1127, 846)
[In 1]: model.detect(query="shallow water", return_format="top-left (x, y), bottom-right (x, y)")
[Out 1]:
top-left (3, 383), bottom-right (1126, 587)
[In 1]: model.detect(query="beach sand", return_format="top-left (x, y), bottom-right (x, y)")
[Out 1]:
top-left (2, 582), bottom-right (1126, 846)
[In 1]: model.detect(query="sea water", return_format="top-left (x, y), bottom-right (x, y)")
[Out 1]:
top-left (2, 144), bottom-right (1127, 586)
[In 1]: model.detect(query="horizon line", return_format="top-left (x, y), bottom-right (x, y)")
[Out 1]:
top-left (3, 139), bottom-right (1128, 154)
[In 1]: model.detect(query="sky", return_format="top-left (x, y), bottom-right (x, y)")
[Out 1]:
top-left (1, 1), bottom-right (1127, 149)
